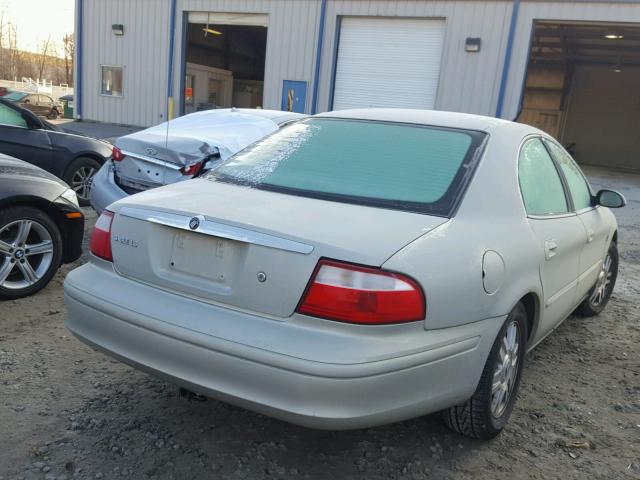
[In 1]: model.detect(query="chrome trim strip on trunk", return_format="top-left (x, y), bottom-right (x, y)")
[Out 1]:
top-left (117, 206), bottom-right (314, 255)
top-left (120, 150), bottom-right (182, 170)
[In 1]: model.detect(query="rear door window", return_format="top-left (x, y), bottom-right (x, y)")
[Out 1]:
top-left (208, 118), bottom-right (487, 216)
top-left (518, 138), bottom-right (569, 216)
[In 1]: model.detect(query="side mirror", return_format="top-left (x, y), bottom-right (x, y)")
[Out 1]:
top-left (596, 189), bottom-right (626, 208)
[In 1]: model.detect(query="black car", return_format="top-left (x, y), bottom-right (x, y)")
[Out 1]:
top-left (0, 98), bottom-right (111, 205)
top-left (4, 91), bottom-right (64, 119)
top-left (0, 154), bottom-right (84, 300)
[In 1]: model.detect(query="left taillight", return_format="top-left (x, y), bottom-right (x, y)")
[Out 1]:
top-left (112, 146), bottom-right (124, 162)
top-left (90, 210), bottom-right (114, 261)
top-left (296, 259), bottom-right (425, 325)
top-left (180, 161), bottom-right (204, 176)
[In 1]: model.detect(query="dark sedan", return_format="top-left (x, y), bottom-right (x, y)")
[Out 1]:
top-left (0, 154), bottom-right (84, 300)
top-left (4, 91), bottom-right (64, 119)
top-left (0, 98), bottom-right (112, 205)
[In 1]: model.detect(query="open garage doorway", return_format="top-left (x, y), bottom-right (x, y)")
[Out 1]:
top-left (182, 13), bottom-right (267, 114)
top-left (518, 21), bottom-right (640, 171)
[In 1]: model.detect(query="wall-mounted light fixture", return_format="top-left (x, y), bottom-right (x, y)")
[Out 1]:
top-left (465, 37), bottom-right (481, 52)
top-left (604, 33), bottom-right (624, 40)
top-left (112, 24), bottom-right (125, 36)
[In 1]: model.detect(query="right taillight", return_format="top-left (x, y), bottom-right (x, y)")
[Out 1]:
top-left (90, 210), bottom-right (114, 261)
top-left (112, 146), bottom-right (124, 161)
top-left (297, 259), bottom-right (425, 325)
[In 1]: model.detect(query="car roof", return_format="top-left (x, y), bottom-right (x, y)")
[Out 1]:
top-left (316, 108), bottom-right (520, 133)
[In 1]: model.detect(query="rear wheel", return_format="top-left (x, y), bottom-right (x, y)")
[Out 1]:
top-left (0, 206), bottom-right (63, 300)
top-left (443, 302), bottom-right (528, 439)
top-left (576, 241), bottom-right (618, 317)
top-left (64, 157), bottom-right (101, 206)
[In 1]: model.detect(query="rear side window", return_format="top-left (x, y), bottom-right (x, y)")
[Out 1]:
top-left (0, 103), bottom-right (27, 128)
top-left (543, 139), bottom-right (593, 211)
top-left (518, 138), bottom-right (568, 216)
top-left (207, 118), bottom-right (487, 216)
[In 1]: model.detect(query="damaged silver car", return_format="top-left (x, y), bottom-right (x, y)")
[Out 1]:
top-left (89, 108), bottom-right (304, 213)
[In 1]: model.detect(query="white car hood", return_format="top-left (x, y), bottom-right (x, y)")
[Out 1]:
top-left (116, 109), bottom-right (280, 165)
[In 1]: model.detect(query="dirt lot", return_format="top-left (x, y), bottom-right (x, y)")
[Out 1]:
top-left (1, 167), bottom-right (639, 480)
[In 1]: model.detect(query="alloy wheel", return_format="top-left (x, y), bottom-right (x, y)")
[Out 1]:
top-left (590, 253), bottom-right (613, 307)
top-left (0, 219), bottom-right (54, 290)
top-left (71, 166), bottom-right (96, 202)
top-left (491, 320), bottom-right (520, 418)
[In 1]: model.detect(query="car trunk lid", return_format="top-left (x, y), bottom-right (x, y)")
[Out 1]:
top-left (109, 179), bottom-right (447, 318)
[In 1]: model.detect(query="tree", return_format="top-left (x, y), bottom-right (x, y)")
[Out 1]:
top-left (36, 36), bottom-right (51, 80)
top-left (62, 33), bottom-right (73, 85)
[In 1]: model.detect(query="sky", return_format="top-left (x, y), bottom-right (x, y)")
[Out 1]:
top-left (0, 0), bottom-right (74, 55)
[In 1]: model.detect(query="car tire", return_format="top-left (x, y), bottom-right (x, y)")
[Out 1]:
top-left (576, 241), bottom-right (618, 317)
top-left (64, 157), bottom-right (101, 206)
top-left (443, 302), bottom-right (528, 439)
top-left (47, 108), bottom-right (59, 120)
top-left (0, 206), bottom-right (63, 300)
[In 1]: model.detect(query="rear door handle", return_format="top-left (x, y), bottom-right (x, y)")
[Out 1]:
top-left (587, 228), bottom-right (594, 243)
top-left (544, 240), bottom-right (558, 260)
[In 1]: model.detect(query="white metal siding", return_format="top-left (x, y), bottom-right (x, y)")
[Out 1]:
top-left (79, 0), bottom-right (171, 126)
top-left (317, 1), bottom-right (513, 116)
top-left (77, 0), bottom-right (640, 126)
top-left (332, 17), bottom-right (445, 110)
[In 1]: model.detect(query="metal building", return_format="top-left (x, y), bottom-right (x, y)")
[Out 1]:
top-left (75, 0), bottom-right (640, 170)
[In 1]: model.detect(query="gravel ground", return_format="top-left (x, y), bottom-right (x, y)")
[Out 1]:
top-left (1, 166), bottom-right (639, 480)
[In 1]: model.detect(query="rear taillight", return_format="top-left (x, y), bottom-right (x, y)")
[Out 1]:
top-left (297, 260), bottom-right (425, 325)
top-left (180, 161), bottom-right (204, 176)
top-left (112, 146), bottom-right (124, 161)
top-left (90, 210), bottom-right (114, 261)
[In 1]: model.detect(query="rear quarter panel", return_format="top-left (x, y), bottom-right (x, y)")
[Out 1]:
top-left (383, 124), bottom-right (544, 337)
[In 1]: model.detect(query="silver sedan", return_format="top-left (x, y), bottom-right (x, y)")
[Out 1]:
top-left (64, 109), bottom-right (625, 439)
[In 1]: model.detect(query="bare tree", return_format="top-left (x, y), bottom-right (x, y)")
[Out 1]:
top-left (0, 8), bottom-right (8, 79)
top-left (36, 36), bottom-right (51, 80)
top-left (6, 23), bottom-right (23, 79)
top-left (62, 33), bottom-right (74, 85)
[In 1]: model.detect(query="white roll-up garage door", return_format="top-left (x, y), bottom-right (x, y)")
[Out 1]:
top-left (332, 17), bottom-right (446, 111)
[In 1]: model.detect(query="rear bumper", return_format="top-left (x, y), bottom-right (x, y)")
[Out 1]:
top-left (89, 161), bottom-right (127, 214)
top-left (64, 262), bottom-right (503, 429)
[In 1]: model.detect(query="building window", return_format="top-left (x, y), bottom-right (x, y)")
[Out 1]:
top-left (101, 66), bottom-right (123, 96)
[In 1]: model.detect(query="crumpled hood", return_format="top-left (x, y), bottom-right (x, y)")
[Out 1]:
top-left (115, 109), bottom-right (279, 165)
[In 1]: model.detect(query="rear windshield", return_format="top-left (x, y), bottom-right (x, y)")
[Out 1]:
top-left (206, 118), bottom-right (487, 216)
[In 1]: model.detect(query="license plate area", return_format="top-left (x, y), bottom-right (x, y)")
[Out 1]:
top-left (115, 157), bottom-right (165, 188)
top-left (169, 230), bottom-right (243, 285)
